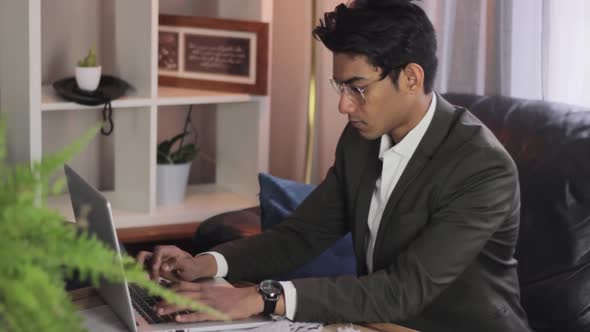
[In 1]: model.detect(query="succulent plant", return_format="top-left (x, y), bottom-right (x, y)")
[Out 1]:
top-left (77, 48), bottom-right (99, 67)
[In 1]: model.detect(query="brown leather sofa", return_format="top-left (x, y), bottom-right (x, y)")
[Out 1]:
top-left (442, 93), bottom-right (590, 332)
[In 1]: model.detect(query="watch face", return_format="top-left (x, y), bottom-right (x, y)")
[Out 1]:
top-left (259, 280), bottom-right (281, 297)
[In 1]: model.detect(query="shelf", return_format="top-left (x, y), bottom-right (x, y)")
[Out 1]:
top-left (40, 85), bottom-right (265, 111)
top-left (157, 86), bottom-right (263, 106)
top-left (41, 85), bottom-right (152, 111)
top-left (47, 184), bottom-right (258, 229)
top-left (5, 0), bottom-right (271, 235)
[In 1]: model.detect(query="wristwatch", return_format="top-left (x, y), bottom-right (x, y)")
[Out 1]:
top-left (257, 279), bottom-right (283, 315)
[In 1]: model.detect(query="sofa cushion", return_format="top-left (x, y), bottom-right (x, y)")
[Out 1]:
top-left (258, 172), bottom-right (315, 229)
top-left (443, 93), bottom-right (590, 332)
top-left (258, 173), bottom-right (356, 279)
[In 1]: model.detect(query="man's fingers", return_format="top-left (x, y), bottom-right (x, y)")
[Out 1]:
top-left (155, 302), bottom-right (183, 316)
top-left (175, 312), bottom-right (218, 323)
top-left (136, 251), bottom-right (153, 280)
top-left (160, 268), bottom-right (181, 282)
top-left (150, 247), bottom-right (164, 280)
top-left (158, 257), bottom-right (185, 281)
top-left (150, 245), bottom-right (175, 279)
top-left (171, 281), bottom-right (202, 292)
top-left (161, 256), bottom-right (178, 272)
top-left (142, 245), bottom-right (195, 281)
top-left (155, 289), bottom-right (203, 315)
top-left (136, 251), bottom-right (152, 265)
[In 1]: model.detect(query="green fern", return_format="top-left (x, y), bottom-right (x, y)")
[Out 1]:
top-left (0, 119), bottom-right (227, 332)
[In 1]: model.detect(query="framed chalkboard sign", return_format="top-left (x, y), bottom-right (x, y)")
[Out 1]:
top-left (158, 15), bottom-right (269, 95)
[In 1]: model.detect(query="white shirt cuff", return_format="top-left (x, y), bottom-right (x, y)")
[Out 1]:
top-left (197, 253), bottom-right (296, 319)
top-left (197, 251), bottom-right (228, 278)
top-left (279, 281), bottom-right (297, 320)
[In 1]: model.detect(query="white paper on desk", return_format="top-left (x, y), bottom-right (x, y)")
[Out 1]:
top-left (79, 305), bottom-right (128, 332)
top-left (228, 319), bottom-right (323, 332)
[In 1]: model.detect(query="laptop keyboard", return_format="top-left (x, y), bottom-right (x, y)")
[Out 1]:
top-left (128, 284), bottom-right (191, 324)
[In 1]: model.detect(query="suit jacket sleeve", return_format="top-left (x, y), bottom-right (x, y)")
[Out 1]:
top-left (212, 127), bottom-right (351, 282)
top-left (292, 146), bottom-right (520, 323)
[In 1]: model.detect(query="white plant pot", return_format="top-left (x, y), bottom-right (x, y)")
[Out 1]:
top-left (156, 163), bottom-right (192, 206)
top-left (75, 66), bottom-right (102, 92)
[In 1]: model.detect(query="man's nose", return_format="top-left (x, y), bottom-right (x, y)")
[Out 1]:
top-left (338, 95), bottom-right (356, 115)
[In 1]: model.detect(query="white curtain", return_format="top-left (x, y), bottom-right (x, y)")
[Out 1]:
top-left (423, 0), bottom-right (590, 107)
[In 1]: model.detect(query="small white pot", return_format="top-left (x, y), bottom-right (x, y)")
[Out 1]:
top-left (75, 66), bottom-right (102, 91)
top-left (156, 162), bottom-right (192, 206)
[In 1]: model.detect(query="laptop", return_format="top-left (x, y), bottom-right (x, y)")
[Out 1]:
top-left (64, 164), bottom-right (271, 332)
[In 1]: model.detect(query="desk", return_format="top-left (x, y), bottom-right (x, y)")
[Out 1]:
top-left (71, 288), bottom-right (417, 332)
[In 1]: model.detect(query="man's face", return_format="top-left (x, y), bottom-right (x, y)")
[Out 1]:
top-left (332, 53), bottom-right (414, 141)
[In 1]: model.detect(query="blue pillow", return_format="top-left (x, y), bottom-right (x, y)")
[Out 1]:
top-left (258, 173), bottom-right (356, 279)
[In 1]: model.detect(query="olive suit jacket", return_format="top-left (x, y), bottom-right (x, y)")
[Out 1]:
top-left (213, 94), bottom-right (532, 332)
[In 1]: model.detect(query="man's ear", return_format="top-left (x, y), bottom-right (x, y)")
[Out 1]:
top-left (401, 63), bottom-right (424, 94)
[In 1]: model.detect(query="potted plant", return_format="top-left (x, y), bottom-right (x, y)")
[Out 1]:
top-left (75, 48), bottom-right (101, 92)
top-left (0, 120), bottom-right (223, 331)
top-left (157, 107), bottom-right (199, 206)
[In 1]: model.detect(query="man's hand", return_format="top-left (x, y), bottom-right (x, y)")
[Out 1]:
top-left (136, 245), bottom-right (217, 281)
top-left (154, 281), bottom-right (265, 322)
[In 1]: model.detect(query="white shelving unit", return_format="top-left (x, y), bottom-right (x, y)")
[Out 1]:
top-left (47, 184), bottom-right (258, 228)
top-left (158, 86), bottom-right (264, 106)
top-left (41, 85), bottom-right (153, 111)
top-left (0, 0), bottom-right (272, 229)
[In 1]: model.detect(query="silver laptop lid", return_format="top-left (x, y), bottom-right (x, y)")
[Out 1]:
top-left (64, 164), bottom-right (138, 332)
top-left (65, 164), bottom-right (271, 332)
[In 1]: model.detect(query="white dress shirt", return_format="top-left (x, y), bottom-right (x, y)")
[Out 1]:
top-left (205, 93), bottom-right (437, 320)
top-left (365, 94), bottom-right (436, 272)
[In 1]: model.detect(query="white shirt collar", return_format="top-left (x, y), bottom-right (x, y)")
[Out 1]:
top-left (378, 93), bottom-right (437, 160)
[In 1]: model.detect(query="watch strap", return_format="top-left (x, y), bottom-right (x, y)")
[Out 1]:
top-left (258, 280), bottom-right (283, 315)
top-left (262, 296), bottom-right (279, 315)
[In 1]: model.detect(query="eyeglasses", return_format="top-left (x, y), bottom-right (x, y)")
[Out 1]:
top-left (329, 76), bottom-right (386, 106)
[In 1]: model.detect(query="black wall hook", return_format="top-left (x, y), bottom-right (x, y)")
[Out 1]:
top-left (101, 101), bottom-right (114, 136)
top-left (52, 75), bottom-right (132, 137)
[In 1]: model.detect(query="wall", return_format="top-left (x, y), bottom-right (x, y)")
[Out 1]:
top-left (268, 0), bottom-right (345, 184)
top-left (268, 1), bottom-right (312, 182)
top-left (41, 0), bottom-right (112, 189)
top-left (313, 1), bottom-right (348, 183)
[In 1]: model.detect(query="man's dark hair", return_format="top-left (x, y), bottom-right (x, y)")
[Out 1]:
top-left (313, 0), bottom-right (438, 93)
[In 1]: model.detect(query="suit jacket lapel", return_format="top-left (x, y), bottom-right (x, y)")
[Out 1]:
top-left (372, 93), bottom-right (459, 268)
top-left (353, 139), bottom-right (381, 275)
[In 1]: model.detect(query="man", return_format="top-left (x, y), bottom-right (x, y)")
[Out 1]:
top-left (139, 1), bottom-right (532, 330)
